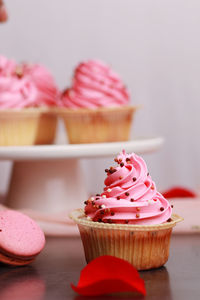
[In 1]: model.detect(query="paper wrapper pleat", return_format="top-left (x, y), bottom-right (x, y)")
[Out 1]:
top-left (0, 108), bottom-right (57, 146)
top-left (58, 106), bottom-right (137, 144)
top-left (70, 209), bottom-right (183, 270)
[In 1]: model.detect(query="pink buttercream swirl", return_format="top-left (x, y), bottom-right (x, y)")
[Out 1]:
top-left (0, 55), bottom-right (16, 77)
top-left (61, 60), bottom-right (130, 109)
top-left (85, 150), bottom-right (172, 225)
top-left (0, 76), bottom-right (38, 109)
top-left (23, 64), bottom-right (59, 106)
top-left (0, 55), bottom-right (59, 109)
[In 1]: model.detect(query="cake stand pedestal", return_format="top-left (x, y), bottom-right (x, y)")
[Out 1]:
top-left (0, 137), bottom-right (164, 236)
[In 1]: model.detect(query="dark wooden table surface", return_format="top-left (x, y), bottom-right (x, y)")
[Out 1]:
top-left (0, 235), bottom-right (199, 300)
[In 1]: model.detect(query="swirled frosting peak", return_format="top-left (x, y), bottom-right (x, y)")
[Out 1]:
top-left (61, 60), bottom-right (130, 109)
top-left (85, 150), bottom-right (172, 225)
top-left (22, 63), bottom-right (59, 106)
top-left (0, 55), bottom-right (59, 109)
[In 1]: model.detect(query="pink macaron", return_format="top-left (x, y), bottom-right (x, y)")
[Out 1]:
top-left (0, 210), bottom-right (45, 266)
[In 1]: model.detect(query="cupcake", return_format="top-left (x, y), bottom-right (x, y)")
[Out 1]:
top-left (59, 60), bottom-right (137, 144)
top-left (70, 150), bottom-right (183, 270)
top-left (0, 55), bottom-right (59, 146)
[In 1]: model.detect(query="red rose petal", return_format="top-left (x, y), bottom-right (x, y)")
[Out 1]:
top-left (0, 2), bottom-right (8, 23)
top-left (162, 186), bottom-right (196, 199)
top-left (71, 255), bottom-right (146, 296)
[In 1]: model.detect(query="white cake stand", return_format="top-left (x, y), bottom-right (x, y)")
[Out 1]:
top-left (0, 137), bottom-right (164, 236)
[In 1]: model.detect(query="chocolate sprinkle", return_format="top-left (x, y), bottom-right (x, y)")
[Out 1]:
top-left (160, 207), bottom-right (164, 211)
top-left (98, 218), bottom-right (102, 222)
top-left (117, 196), bottom-right (120, 200)
top-left (109, 168), bottom-right (117, 174)
top-left (147, 172), bottom-right (149, 176)
top-left (84, 201), bottom-right (88, 205)
top-left (114, 158), bottom-right (118, 162)
top-left (125, 220), bottom-right (129, 224)
top-left (96, 194), bottom-right (101, 196)
top-left (111, 211), bottom-right (115, 216)
top-left (96, 197), bottom-right (100, 200)
top-left (125, 192), bottom-right (129, 196)
top-left (105, 169), bottom-right (109, 173)
top-left (171, 205), bottom-right (174, 208)
top-left (130, 198), bottom-right (134, 202)
top-left (15, 66), bottom-right (23, 78)
top-left (132, 177), bottom-right (136, 182)
top-left (126, 158), bottom-right (131, 162)
top-left (120, 162), bottom-right (124, 167)
top-left (167, 218), bottom-right (172, 222)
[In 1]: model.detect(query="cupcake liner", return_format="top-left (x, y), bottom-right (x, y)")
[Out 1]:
top-left (70, 209), bottom-right (183, 270)
top-left (58, 106), bottom-right (137, 144)
top-left (0, 108), bottom-right (57, 146)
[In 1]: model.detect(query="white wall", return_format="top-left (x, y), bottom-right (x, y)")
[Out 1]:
top-left (0, 0), bottom-right (200, 196)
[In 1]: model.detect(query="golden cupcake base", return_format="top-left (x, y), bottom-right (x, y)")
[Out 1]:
top-left (70, 209), bottom-right (183, 270)
top-left (58, 106), bottom-right (137, 144)
top-left (0, 108), bottom-right (57, 146)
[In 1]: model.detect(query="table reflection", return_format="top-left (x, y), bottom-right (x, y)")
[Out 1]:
top-left (140, 266), bottom-right (171, 299)
top-left (0, 265), bottom-right (46, 300)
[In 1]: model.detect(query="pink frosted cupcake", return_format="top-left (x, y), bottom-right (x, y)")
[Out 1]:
top-left (71, 150), bottom-right (183, 270)
top-left (59, 60), bottom-right (137, 144)
top-left (0, 55), bottom-right (59, 146)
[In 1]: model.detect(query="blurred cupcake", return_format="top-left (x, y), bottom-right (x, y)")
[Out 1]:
top-left (70, 150), bottom-right (183, 270)
top-left (0, 55), bottom-right (59, 146)
top-left (59, 60), bottom-right (137, 144)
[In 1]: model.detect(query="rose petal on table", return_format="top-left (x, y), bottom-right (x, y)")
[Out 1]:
top-left (0, 2), bottom-right (8, 23)
top-left (162, 186), bottom-right (196, 199)
top-left (71, 255), bottom-right (146, 296)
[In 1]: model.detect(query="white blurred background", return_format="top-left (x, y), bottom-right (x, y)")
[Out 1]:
top-left (0, 0), bottom-right (200, 199)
